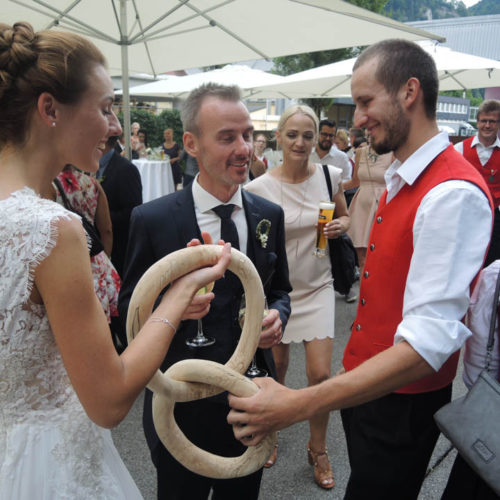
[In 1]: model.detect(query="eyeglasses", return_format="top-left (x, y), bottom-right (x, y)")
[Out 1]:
top-left (320, 132), bottom-right (335, 139)
top-left (478, 119), bottom-right (500, 125)
top-left (254, 140), bottom-right (266, 143)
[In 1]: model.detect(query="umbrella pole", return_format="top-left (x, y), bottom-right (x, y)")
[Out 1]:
top-left (120, 0), bottom-right (131, 160)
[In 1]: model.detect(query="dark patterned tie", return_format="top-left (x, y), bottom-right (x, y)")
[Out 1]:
top-left (212, 204), bottom-right (240, 250)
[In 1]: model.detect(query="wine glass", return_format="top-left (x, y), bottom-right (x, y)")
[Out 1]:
top-left (239, 294), bottom-right (268, 378)
top-left (185, 284), bottom-right (215, 347)
top-left (185, 318), bottom-right (215, 348)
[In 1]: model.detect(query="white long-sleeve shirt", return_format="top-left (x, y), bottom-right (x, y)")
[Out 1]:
top-left (386, 132), bottom-right (492, 371)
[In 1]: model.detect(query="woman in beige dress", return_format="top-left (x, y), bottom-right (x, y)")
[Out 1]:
top-left (343, 144), bottom-right (393, 271)
top-left (246, 104), bottom-right (350, 489)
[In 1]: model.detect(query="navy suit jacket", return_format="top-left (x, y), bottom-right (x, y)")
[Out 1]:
top-left (118, 185), bottom-right (291, 459)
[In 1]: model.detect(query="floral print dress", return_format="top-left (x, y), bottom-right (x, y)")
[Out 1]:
top-left (56, 166), bottom-right (121, 322)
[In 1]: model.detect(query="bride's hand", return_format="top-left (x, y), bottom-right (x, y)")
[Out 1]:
top-left (168, 242), bottom-right (232, 300)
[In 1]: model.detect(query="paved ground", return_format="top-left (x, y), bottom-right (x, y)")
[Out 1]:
top-left (112, 280), bottom-right (465, 499)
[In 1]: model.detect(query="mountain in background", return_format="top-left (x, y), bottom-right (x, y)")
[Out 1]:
top-left (382, 0), bottom-right (500, 22)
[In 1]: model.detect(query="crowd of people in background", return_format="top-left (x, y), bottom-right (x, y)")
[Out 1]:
top-left (2, 20), bottom-right (500, 500)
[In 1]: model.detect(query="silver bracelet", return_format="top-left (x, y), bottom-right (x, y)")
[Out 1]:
top-left (150, 317), bottom-right (177, 334)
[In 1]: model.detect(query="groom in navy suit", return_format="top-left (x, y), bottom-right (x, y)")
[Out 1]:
top-left (119, 83), bottom-right (291, 500)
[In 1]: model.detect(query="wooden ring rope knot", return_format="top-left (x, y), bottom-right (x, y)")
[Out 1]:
top-left (126, 245), bottom-right (276, 479)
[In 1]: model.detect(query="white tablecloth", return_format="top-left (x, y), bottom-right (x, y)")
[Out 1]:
top-left (132, 159), bottom-right (175, 203)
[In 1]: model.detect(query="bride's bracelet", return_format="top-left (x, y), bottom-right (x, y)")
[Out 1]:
top-left (150, 317), bottom-right (177, 334)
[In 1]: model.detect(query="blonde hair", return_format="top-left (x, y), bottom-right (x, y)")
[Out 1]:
top-left (336, 128), bottom-right (349, 148)
top-left (277, 104), bottom-right (319, 138)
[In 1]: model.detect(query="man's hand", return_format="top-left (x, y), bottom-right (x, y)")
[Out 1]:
top-left (258, 309), bottom-right (282, 348)
top-left (227, 377), bottom-right (299, 446)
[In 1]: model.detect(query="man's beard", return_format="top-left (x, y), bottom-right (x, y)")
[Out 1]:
top-left (371, 102), bottom-right (409, 155)
top-left (318, 140), bottom-right (331, 152)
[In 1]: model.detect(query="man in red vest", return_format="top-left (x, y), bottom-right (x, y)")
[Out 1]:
top-left (228, 39), bottom-right (493, 499)
top-left (455, 99), bottom-right (500, 266)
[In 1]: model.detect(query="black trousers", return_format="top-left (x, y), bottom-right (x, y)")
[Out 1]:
top-left (442, 453), bottom-right (499, 500)
top-left (341, 384), bottom-right (452, 500)
top-left (155, 399), bottom-right (263, 500)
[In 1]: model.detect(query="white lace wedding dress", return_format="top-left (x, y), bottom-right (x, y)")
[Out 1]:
top-left (0, 188), bottom-right (142, 499)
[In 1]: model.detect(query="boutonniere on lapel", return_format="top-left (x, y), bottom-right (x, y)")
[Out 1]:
top-left (256, 219), bottom-right (271, 248)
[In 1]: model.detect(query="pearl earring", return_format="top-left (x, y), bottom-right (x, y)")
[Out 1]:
top-left (52, 122), bottom-right (56, 127)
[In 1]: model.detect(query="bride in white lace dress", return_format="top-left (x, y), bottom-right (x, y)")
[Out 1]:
top-left (0, 22), bottom-right (230, 499)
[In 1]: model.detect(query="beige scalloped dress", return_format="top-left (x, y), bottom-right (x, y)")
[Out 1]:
top-left (347, 147), bottom-right (392, 248)
top-left (246, 164), bottom-right (341, 343)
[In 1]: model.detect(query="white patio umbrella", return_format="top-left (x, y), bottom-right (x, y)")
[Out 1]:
top-left (120, 64), bottom-right (286, 100)
top-left (249, 41), bottom-right (500, 99)
top-left (5, 0), bottom-right (442, 153)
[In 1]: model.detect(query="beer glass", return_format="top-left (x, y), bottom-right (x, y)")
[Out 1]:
top-left (314, 201), bottom-right (336, 257)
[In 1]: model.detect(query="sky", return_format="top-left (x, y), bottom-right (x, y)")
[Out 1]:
top-left (460, 0), bottom-right (480, 6)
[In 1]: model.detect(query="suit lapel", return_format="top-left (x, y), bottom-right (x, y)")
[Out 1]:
top-left (173, 187), bottom-right (203, 244)
top-left (243, 191), bottom-right (267, 281)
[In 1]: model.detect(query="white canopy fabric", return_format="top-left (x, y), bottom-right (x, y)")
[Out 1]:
top-left (5, 0), bottom-right (442, 151)
top-left (120, 64), bottom-right (286, 99)
top-left (249, 41), bottom-right (500, 99)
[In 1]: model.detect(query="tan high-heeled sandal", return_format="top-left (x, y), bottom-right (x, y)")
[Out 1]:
top-left (307, 442), bottom-right (335, 489)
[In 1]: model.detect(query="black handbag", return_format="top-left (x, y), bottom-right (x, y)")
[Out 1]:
top-left (321, 165), bottom-right (356, 295)
top-left (434, 267), bottom-right (500, 495)
top-left (53, 178), bottom-right (104, 257)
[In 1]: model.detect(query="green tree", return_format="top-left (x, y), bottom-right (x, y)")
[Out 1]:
top-left (440, 89), bottom-right (484, 107)
top-left (469, 0), bottom-right (500, 16)
top-left (117, 108), bottom-right (184, 149)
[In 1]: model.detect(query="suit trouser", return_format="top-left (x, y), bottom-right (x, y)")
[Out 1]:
top-left (341, 384), bottom-right (452, 500)
top-left (154, 398), bottom-right (262, 500)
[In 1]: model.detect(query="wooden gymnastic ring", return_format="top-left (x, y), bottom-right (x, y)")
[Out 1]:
top-left (126, 245), bottom-right (275, 477)
top-left (153, 359), bottom-right (276, 479)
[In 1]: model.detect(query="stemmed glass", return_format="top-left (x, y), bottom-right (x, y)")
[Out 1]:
top-left (239, 294), bottom-right (268, 378)
top-left (185, 318), bottom-right (215, 348)
top-left (185, 284), bottom-right (215, 348)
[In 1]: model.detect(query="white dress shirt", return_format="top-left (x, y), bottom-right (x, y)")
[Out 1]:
top-left (386, 132), bottom-right (492, 371)
top-left (310, 146), bottom-right (352, 181)
top-left (454, 134), bottom-right (500, 166)
top-left (191, 175), bottom-right (248, 254)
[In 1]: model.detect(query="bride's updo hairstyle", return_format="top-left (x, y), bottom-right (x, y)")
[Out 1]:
top-left (0, 21), bottom-right (106, 147)
top-left (277, 104), bottom-right (319, 139)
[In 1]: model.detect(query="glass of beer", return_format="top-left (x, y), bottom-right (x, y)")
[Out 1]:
top-left (314, 201), bottom-right (336, 257)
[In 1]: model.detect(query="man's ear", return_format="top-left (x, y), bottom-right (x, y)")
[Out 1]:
top-left (183, 131), bottom-right (198, 157)
top-left (37, 92), bottom-right (58, 127)
top-left (402, 77), bottom-right (420, 109)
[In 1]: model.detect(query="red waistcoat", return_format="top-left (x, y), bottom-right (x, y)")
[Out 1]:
top-left (343, 145), bottom-right (492, 394)
top-left (462, 136), bottom-right (500, 208)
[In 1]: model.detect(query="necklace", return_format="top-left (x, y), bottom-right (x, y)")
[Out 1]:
top-left (367, 148), bottom-right (379, 163)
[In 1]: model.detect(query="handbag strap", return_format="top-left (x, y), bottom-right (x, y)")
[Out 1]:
top-left (485, 266), bottom-right (500, 371)
top-left (52, 177), bottom-right (72, 211)
top-left (322, 164), bottom-right (333, 201)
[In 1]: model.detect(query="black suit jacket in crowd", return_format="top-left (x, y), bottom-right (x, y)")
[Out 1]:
top-left (99, 151), bottom-right (142, 277)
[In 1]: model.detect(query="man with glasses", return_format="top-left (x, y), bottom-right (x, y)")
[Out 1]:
top-left (310, 119), bottom-right (352, 182)
top-left (455, 99), bottom-right (500, 265)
